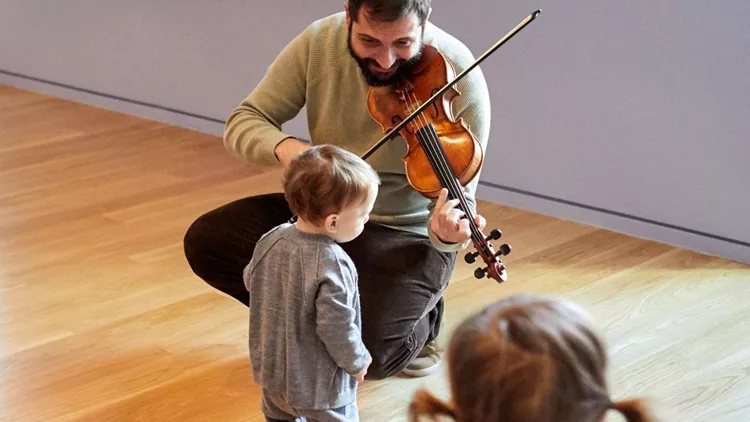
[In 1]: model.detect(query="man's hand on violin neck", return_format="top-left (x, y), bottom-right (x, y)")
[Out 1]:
top-left (430, 188), bottom-right (486, 244)
top-left (274, 137), bottom-right (312, 167)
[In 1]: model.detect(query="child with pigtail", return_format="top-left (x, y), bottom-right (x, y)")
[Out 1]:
top-left (408, 294), bottom-right (664, 422)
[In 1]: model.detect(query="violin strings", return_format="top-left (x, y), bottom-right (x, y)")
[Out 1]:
top-left (424, 125), bottom-right (488, 252)
top-left (401, 88), bottom-right (483, 248)
top-left (401, 89), bottom-right (461, 213)
top-left (402, 89), bottom-right (481, 240)
top-left (401, 87), bottom-right (489, 255)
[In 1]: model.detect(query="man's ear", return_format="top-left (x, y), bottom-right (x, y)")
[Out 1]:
top-left (344, 2), bottom-right (351, 27)
top-left (325, 213), bottom-right (339, 233)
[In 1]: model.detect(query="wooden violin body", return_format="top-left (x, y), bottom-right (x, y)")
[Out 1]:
top-left (366, 45), bottom-right (484, 198)
top-left (365, 46), bottom-right (509, 283)
top-left (359, 9), bottom-right (541, 283)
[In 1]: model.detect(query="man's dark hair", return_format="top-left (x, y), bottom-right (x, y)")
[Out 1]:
top-left (348, 0), bottom-right (431, 24)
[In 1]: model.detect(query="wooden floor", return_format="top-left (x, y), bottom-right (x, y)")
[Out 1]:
top-left (1, 84), bottom-right (748, 421)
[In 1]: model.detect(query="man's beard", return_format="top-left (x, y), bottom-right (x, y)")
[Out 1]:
top-left (347, 25), bottom-right (424, 86)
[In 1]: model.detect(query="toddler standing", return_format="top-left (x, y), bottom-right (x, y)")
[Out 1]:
top-left (244, 144), bottom-right (379, 422)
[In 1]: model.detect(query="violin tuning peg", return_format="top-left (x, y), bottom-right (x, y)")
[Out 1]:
top-left (474, 266), bottom-right (487, 279)
top-left (464, 251), bottom-right (479, 263)
top-left (486, 229), bottom-right (502, 241)
top-left (494, 243), bottom-right (511, 257)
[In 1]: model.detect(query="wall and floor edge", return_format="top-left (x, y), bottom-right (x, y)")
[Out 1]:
top-left (2, 70), bottom-right (748, 266)
top-left (0, 69), bottom-right (226, 137)
top-left (477, 183), bottom-right (749, 266)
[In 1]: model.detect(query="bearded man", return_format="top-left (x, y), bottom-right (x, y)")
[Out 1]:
top-left (184, 0), bottom-right (493, 379)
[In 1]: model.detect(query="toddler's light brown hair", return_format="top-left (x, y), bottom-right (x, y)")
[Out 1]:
top-left (409, 294), bottom-right (660, 422)
top-left (283, 144), bottom-right (380, 226)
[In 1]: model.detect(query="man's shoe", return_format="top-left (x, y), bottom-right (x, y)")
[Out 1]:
top-left (401, 340), bottom-right (442, 377)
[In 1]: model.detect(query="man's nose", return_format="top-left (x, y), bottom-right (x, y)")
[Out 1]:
top-left (375, 49), bottom-right (396, 70)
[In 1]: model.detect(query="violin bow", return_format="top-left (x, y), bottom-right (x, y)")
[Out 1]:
top-left (287, 10), bottom-right (541, 227)
top-left (360, 9), bottom-right (541, 160)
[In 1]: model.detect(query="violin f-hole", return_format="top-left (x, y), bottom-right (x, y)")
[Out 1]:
top-left (391, 115), bottom-right (414, 135)
top-left (430, 88), bottom-right (440, 118)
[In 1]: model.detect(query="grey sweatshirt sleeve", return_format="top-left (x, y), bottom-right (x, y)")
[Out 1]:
top-left (314, 268), bottom-right (371, 376)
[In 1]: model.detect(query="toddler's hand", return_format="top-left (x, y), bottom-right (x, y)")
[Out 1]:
top-left (354, 355), bottom-right (372, 383)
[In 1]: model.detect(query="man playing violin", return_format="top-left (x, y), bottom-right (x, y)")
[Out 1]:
top-left (184, 0), bottom-right (492, 379)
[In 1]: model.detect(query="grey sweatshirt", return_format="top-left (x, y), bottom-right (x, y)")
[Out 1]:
top-left (243, 222), bottom-right (371, 409)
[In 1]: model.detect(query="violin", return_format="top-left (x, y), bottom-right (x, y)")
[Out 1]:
top-left (361, 10), bottom-right (541, 283)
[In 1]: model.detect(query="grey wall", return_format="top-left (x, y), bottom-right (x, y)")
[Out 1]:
top-left (2, 0), bottom-right (748, 264)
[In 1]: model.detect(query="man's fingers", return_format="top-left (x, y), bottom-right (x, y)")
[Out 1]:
top-left (434, 188), bottom-right (448, 212)
top-left (440, 199), bottom-right (460, 217)
top-left (441, 198), bottom-right (459, 213)
top-left (458, 219), bottom-right (471, 238)
top-left (449, 209), bottom-right (465, 225)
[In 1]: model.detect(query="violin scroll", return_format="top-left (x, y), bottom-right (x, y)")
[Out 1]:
top-left (464, 228), bottom-right (511, 282)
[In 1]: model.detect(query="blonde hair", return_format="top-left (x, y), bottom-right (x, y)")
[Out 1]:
top-left (283, 144), bottom-right (380, 226)
top-left (409, 294), bottom-right (660, 422)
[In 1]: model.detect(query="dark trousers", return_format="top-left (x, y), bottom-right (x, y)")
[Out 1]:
top-left (183, 193), bottom-right (455, 379)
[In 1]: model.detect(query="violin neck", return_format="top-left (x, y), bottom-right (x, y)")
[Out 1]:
top-left (417, 124), bottom-right (499, 261)
top-left (416, 124), bottom-right (475, 219)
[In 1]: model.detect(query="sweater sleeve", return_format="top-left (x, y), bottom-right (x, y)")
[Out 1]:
top-left (426, 61), bottom-right (492, 253)
top-left (223, 27), bottom-right (310, 166)
top-left (314, 261), bottom-right (371, 376)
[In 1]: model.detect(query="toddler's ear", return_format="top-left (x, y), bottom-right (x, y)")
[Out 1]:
top-left (325, 214), bottom-right (338, 233)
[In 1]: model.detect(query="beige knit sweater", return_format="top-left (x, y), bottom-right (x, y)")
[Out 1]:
top-left (223, 12), bottom-right (492, 252)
